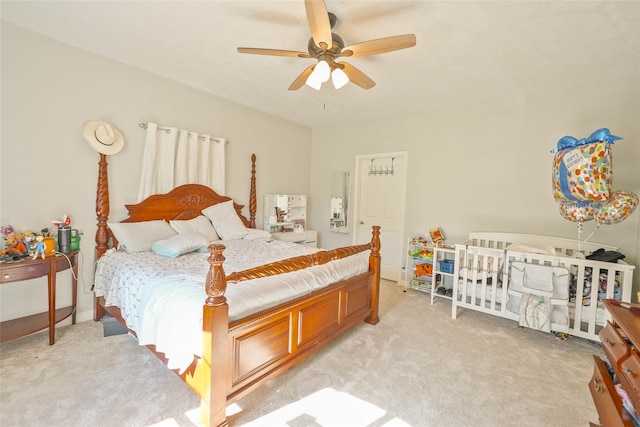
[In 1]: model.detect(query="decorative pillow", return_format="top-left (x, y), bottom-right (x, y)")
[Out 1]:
top-left (202, 200), bottom-right (248, 240)
top-left (108, 220), bottom-right (177, 253)
top-left (152, 232), bottom-right (208, 258)
top-left (169, 215), bottom-right (220, 242)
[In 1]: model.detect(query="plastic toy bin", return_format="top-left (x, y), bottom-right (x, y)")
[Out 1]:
top-left (439, 259), bottom-right (455, 274)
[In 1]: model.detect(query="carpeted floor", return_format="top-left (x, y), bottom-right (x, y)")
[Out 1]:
top-left (0, 280), bottom-right (602, 426)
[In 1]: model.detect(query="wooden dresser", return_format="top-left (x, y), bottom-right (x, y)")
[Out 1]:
top-left (590, 299), bottom-right (640, 426)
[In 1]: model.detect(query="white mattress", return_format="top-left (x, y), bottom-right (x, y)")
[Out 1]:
top-left (94, 238), bottom-right (368, 372)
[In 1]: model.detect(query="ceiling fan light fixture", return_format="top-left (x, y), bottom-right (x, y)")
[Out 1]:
top-left (305, 67), bottom-right (323, 90)
top-left (315, 60), bottom-right (331, 82)
top-left (237, 2), bottom-right (417, 91)
top-left (331, 67), bottom-right (349, 89)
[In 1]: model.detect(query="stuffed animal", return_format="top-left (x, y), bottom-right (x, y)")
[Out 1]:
top-left (414, 263), bottom-right (433, 277)
top-left (419, 250), bottom-right (433, 260)
top-left (409, 248), bottom-right (422, 257)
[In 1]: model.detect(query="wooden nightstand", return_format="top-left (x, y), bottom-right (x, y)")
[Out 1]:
top-left (0, 250), bottom-right (78, 345)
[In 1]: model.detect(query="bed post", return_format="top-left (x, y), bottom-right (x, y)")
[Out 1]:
top-left (95, 153), bottom-right (110, 258)
top-left (94, 153), bottom-right (109, 321)
top-left (365, 225), bottom-right (381, 325)
top-left (249, 154), bottom-right (257, 228)
top-left (201, 244), bottom-right (230, 427)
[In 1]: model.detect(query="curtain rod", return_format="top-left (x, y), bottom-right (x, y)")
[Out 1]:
top-left (138, 122), bottom-right (228, 144)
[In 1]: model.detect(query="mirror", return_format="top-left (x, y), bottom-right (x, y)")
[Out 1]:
top-left (263, 194), bottom-right (307, 233)
top-left (330, 172), bottom-right (350, 233)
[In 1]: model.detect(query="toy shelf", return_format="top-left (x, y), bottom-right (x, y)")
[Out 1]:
top-left (401, 235), bottom-right (435, 294)
top-left (401, 234), bottom-right (456, 305)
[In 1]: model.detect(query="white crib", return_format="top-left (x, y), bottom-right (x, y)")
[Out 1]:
top-left (451, 232), bottom-right (635, 342)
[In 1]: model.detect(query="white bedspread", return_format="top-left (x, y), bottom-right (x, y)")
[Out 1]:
top-left (94, 238), bottom-right (368, 372)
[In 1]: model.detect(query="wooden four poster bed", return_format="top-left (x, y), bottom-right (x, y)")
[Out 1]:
top-left (93, 153), bottom-right (381, 427)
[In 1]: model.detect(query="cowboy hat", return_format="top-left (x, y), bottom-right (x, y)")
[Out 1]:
top-left (82, 120), bottom-right (124, 155)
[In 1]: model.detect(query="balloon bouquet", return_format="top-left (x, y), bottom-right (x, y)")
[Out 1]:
top-left (551, 128), bottom-right (638, 252)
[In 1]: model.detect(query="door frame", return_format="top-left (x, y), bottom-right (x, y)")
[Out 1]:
top-left (352, 151), bottom-right (408, 280)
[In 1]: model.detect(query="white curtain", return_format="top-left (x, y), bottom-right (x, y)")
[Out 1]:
top-left (138, 122), bottom-right (226, 201)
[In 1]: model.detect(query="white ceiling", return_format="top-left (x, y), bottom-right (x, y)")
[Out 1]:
top-left (2, 1), bottom-right (639, 128)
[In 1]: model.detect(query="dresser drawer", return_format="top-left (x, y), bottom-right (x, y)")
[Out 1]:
top-left (619, 352), bottom-right (640, 414)
top-left (1, 262), bottom-right (50, 283)
top-left (271, 230), bottom-right (317, 248)
top-left (275, 233), bottom-right (307, 243)
top-left (601, 321), bottom-right (631, 371)
top-left (590, 356), bottom-right (634, 427)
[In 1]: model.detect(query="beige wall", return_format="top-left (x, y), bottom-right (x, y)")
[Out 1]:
top-left (1, 24), bottom-right (311, 322)
top-left (2, 23), bottom-right (640, 325)
top-left (311, 76), bottom-right (640, 292)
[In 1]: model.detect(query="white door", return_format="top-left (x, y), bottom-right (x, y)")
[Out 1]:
top-left (353, 152), bottom-right (407, 281)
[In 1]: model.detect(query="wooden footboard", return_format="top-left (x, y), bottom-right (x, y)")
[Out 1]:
top-left (193, 226), bottom-right (381, 426)
top-left (95, 227), bottom-right (381, 427)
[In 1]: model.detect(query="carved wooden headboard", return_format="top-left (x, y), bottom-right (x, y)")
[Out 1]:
top-left (95, 154), bottom-right (257, 258)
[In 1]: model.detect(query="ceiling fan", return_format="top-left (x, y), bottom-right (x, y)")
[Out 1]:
top-left (237, 0), bottom-right (417, 91)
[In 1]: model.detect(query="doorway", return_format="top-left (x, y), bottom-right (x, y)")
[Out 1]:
top-left (352, 152), bottom-right (408, 281)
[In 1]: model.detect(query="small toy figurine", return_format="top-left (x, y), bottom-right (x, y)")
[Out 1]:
top-left (52, 215), bottom-right (71, 228)
top-left (1, 225), bottom-right (29, 258)
top-left (21, 230), bottom-right (36, 253)
top-left (1, 225), bottom-right (15, 239)
top-left (32, 235), bottom-right (47, 260)
top-left (40, 227), bottom-right (54, 238)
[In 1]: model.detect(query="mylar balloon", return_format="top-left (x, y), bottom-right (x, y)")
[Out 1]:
top-left (596, 190), bottom-right (639, 225)
top-left (552, 141), bottom-right (612, 203)
top-left (559, 200), bottom-right (601, 223)
top-left (551, 128), bottom-right (622, 153)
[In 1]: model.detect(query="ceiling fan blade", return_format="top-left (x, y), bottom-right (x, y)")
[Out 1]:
top-left (305, 0), bottom-right (332, 50)
top-left (340, 62), bottom-right (376, 90)
top-left (340, 34), bottom-right (416, 58)
top-left (288, 65), bottom-right (315, 90)
top-left (238, 47), bottom-right (312, 58)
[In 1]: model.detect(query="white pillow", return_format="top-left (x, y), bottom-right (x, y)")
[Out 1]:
top-left (108, 220), bottom-right (177, 253)
top-left (152, 232), bottom-right (207, 258)
top-left (169, 215), bottom-right (220, 242)
top-left (202, 200), bottom-right (248, 240)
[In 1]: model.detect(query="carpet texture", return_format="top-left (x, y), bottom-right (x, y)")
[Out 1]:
top-left (0, 280), bottom-right (602, 426)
